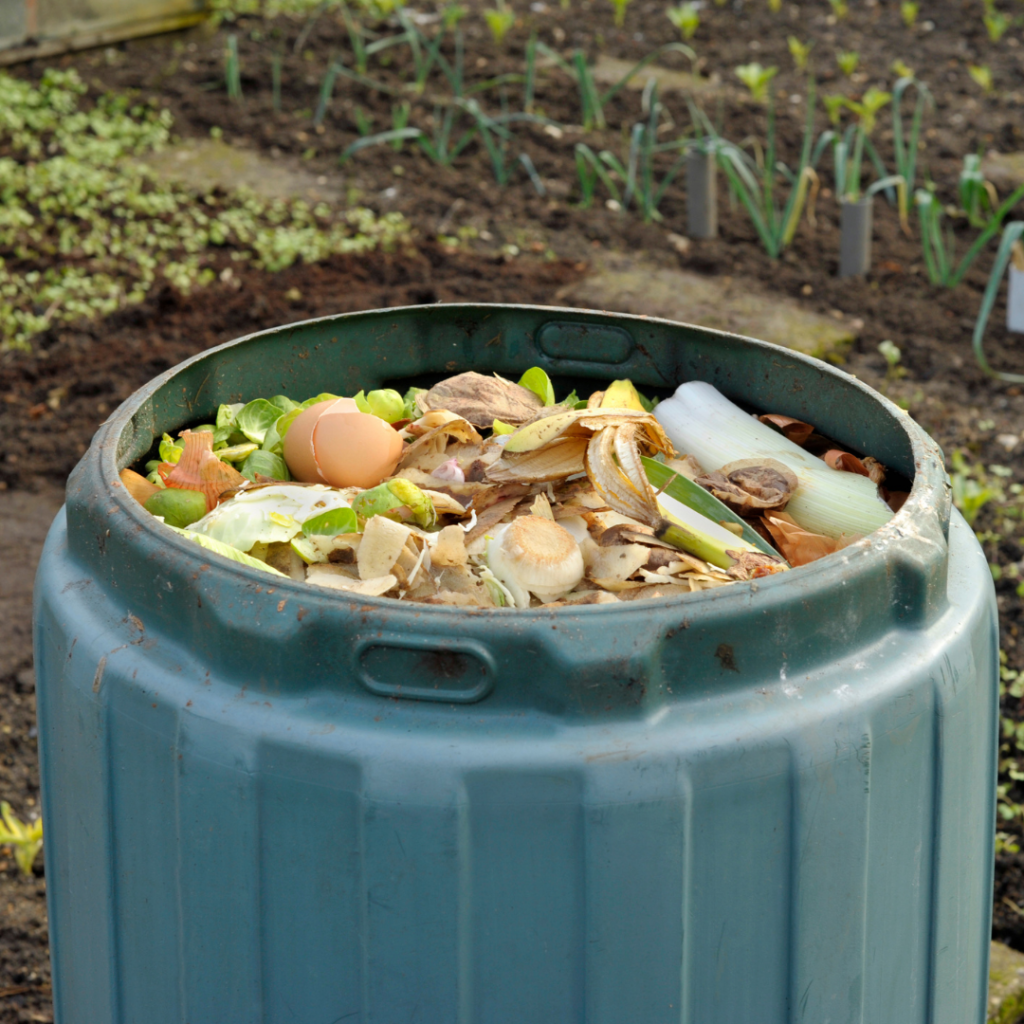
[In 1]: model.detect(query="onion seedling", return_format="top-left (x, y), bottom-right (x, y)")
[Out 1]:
top-left (574, 142), bottom-right (623, 207)
top-left (891, 75), bottom-right (932, 205)
top-left (667, 2), bottom-right (700, 40)
top-left (827, 0), bottom-right (848, 19)
top-left (225, 33), bottom-right (243, 101)
top-left (821, 89), bottom-right (906, 275)
top-left (959, 153), bottom-right (998, 228)
top-left (734, 62), bottom-right (778, 104)
top-left (972, 223), bottom-right (1024, 380)
top-left (900, 0), bottom-right (918, 27)
top-left (787, 36), bottom-right (814, 72)
top-left (339, 127), bottom-right (423, 162)
top-left (312, 58), bottom-right (341, 126)
top-left (916, 180), bottom-right (1024, 288)
top-left (768, 0), bottom-right (782, 12)
top-left (417, 106), bottom-right (480, 165)
top-left (701, 80), bottom-right (825, 258)
top-left (390, 102), bottom-right (412, 149)
top-left (536, 41), bottom-right (695, 131)
top-left (271, 51), bottom-right (283, 112)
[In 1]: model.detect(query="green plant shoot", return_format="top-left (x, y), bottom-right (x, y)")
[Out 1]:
top-left (828, 0), bottom-right (848, 18)
top-left (483, 5), bottom-right (515, 45)
top-left (837, 51), bottom-right (859, 76)
top-left (735, 63), bottom-right (778, 103)
top-left (959, 153), bottom-right (998, 228)
top-left (900, 1), bottom-right (918, 27)
top-left (950, 449), bottom-right (1000, 525)
top-left (878, 339), bottom-right (906, 393)
top-left (787, 36), bottom-right (813, 71)
top-left (985, 10), bottom-right (1010, 42)
top-left (666, 2), bottom-right (700, 40)
top-left (0, 802), bottom-right (42, 876)
top-left (969, 65), bottom-right (993, 93)
top-left (611, 0), bottom-right (633, 26)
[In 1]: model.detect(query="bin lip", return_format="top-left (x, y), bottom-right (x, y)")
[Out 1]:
top-left (90, 302), bottom-right (946, 618)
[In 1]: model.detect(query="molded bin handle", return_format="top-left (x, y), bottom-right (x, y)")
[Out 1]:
top-left (354, 633), bottom-right (497, 703)
top-left (536, 320), bottom-right (635, 366)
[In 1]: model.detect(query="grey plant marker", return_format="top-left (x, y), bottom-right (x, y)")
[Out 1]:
top-left (839, 198), bottom-right (872, 278)
top-left (686, 149), bottom-right (717, 239)
top-left (1009, 266), bottom-right (1024, 334)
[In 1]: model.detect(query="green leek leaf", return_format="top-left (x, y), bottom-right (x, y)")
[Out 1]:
top-left (642, 456), bottom-right (782, 558)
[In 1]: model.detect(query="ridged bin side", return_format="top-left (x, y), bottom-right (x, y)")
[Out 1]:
top-left (36, 513), bottom-right (996, 1024)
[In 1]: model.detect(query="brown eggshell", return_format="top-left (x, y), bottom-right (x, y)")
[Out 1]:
top-left (283, 398), bottom-right (359, 482)
top-left (312, 408), bottom-right (404, 488)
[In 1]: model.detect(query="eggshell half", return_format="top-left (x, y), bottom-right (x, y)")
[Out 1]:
top-left (312, 407), bottom-right (404, 488)
top-left (283, 398), bottom-right (359, 483)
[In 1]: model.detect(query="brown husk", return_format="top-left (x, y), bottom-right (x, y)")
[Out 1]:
top-left (695, 458), bottom-right (798, 514)
top-left (420, 372), bottom-right (543, 427)
top-left (762, 511), bottom-right (856, 567)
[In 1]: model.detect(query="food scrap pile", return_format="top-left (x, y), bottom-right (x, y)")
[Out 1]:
top-left (118, 369), bottom-right (904, 609)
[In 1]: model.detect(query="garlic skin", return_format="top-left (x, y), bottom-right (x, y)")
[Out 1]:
top-left (486, 516), bottom-right (585, 608)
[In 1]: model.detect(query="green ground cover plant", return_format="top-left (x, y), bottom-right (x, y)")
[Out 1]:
top-left (0, 68), bottom-right (409, 350)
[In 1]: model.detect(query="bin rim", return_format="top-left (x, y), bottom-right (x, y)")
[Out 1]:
top-left (84, 302), bottom-right (949, 620)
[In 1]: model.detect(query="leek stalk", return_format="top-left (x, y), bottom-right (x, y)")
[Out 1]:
top-left (654, 382), bottom-right (893, 539)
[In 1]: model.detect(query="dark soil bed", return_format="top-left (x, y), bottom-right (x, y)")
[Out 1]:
top-left (5, 0), bottom-right (1024, 1017)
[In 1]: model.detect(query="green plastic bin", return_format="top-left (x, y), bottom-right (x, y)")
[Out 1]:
top-left (34, 304), bottom-right (997, 1023)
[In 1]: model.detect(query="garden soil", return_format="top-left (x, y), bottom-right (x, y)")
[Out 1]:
top-left (6, 0), bottom-right (1024, 1017)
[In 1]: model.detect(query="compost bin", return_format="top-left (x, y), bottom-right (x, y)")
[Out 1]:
top-left (34, 304), bottom-right (997, 1024)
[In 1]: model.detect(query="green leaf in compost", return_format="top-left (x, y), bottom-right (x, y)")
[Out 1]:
top-left (300, 392), bottom-right (342, 410)
top-left (159, 433), bottom-right (184, 464)
top-left (518, 366), bottom-right (556, 405)
top-left (267, 395), bottom-right (300, 414)
top-left (402, 386), bottom-right (427, 420)
top-left (240, 450), bottom-right (291, 483)
top-left (216, 442), bottom-right (259, 463)
top-left (366, 388), bottom-right (406, 423)
top-left (236, 398), bottom-right (285, 444)
top-left (302, 507), bottom-right (359, 536)
top-left (170, 527), bottom-right (288, 577)
top-left (216, 402), bottom-right (244, 430)
top-left (642, 456), bottom-right (781, 558)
